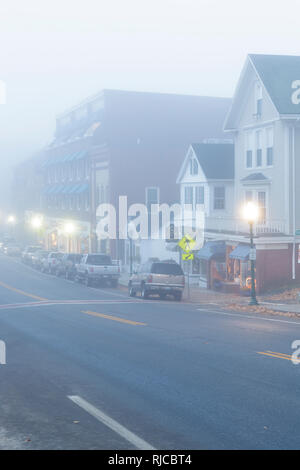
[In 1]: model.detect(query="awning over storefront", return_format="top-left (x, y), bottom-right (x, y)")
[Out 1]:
top-left (43, 183), bottom-right (89, 195)
top-left (196, 241), bottom-right (226, 260)
top-left (229, 244), bottom-right (250, 261)
top-left (42, 150), bottom-right (88, 168)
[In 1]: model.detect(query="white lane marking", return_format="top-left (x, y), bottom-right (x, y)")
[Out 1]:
top-left (68, 395), bottom-right (155, 450)
top-left (196, 308), bottom-right (300, 326)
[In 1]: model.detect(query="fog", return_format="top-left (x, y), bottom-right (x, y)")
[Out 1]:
top-left (0, 0), bottom-right (299, 207)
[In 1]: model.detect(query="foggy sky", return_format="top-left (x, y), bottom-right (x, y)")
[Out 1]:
top-left (0, 0), bottom-right (299, 208)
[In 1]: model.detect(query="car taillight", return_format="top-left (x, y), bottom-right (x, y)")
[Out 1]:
top-left (147, 275), bottom-right (153, 283)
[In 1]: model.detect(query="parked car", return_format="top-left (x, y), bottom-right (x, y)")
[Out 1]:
top-left (3, 244), bottom-right (22, 256)
top-left (31, 250), bottom-right (50, 270)
top-left (21, 246), bottom-right (41, 264)
top-left (41, 252), bottom-right (64, 274)
top-left (0, 237), bottom-right (16, 252)
top-left (55, 253), bottom-right (83, 279)
top-left (128, 259), bottom-right (185, 301)
top-left (76, 253), bottom-right (120, 287)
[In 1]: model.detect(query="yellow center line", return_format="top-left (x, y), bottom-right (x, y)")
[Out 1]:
top-left (82, 310), bottom-right (147, 326)
top-left (0, 280), bottom-right (47, 301)
top-left (257, 351), bottom-right (295, 361)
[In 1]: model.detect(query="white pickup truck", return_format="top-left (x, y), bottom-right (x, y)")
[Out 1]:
top-left (76, 253), bottom-right (120, 287)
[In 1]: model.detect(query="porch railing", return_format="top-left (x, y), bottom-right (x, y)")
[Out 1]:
top-left (203, 216), bottom-right (287, 236)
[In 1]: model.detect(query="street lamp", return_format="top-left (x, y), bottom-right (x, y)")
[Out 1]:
top-left (30, 216), bottom-right (43, 230)
top-left (63, 222), bottom-right (76, 253)
top-left (7, 215), bottom-right (16, 238)
top-left (7, 215), bottom-right (16, 224)
top-left (127, 219), bottom-right (137, 276)
top-left (30, 215), bottom-right (43, 245)
top-left (243, 202), bottom-right (259, 306)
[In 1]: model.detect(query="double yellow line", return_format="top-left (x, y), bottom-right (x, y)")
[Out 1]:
top-left (257, 350), bottom-right (298, 362)
top-left (0, 280), bottom-right (47, 301)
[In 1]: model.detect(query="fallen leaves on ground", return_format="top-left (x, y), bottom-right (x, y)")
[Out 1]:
top-left (225, 303), bottom-right (299, 318)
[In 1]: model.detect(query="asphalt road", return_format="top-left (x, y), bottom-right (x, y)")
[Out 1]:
top-left (0, 254), bottom-right (300, 450)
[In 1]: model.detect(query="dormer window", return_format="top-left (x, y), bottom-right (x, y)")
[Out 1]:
top-left (255, 81), bottom-right (262, 116)
top-left (190, 158), bottom-right (198, 175)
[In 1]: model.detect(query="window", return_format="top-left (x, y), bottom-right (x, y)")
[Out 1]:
top-left (246, 132), bottom-right (253, 168)
top-left (146, 187), bottom-right (159, 207)
top-left (184, 186), bottom-right (193, 205)
top-left (245, 190), bottom-right (253, 202)
top-left (195, 186), bottom-right (204, 204)
top-left (256, 130), bottom-right (262, 167)
top-left (255, 82), bottom-right (262, 116)
top-left (266, 128), bottom-right (274, 166)
top-left (214, 186), bottom-right (225, 210)
top-left (246, 150), bottom-right (253, 169)
top-left (190, 158), bottom-right (198, 175)
top-left (258, 191), bottom-right (267, 223)
top-left (244, 190), bottom-right (267, 223)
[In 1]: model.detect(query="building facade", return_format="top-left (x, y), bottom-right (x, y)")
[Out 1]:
top-left (193, 54), bottom-right (300, 293)
top-left (37, 89), bottom-right (231, 263)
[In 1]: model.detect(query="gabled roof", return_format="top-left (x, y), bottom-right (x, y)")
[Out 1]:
top-left (177, 142), bottom-right (234, 183)
top-left (191, 143), bottom-right (234, 180)
top-left (249, 54), bottom-right (300, 115)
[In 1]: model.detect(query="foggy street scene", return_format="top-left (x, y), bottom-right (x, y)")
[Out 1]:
top-left (1, 0), bottom-right (300, 456)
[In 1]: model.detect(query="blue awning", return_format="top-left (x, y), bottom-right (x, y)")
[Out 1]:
top-left (76, 183), bottom-right (89, 194)
top-left (42, 149), bottom-right (88, 167)
top-left (229, 244), bottom-right (250, 261)
top-left (196, 241), bottom-right (226, 261)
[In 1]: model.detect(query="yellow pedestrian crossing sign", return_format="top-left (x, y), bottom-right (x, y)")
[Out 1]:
top-left (178, 234), bottom-right (196, 253)
top-left (182, 252), bottom-right (194, 261)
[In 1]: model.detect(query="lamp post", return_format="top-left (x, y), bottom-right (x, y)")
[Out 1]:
top-left (243, 202), bottom-right (259, 306)
top-left (7, 215), bottom-right (16, 238)
top-left (64, 222), bottom-right (76, 253)
top-left (30, 215), bottom-right (43, 244)
top-left (127, 219), bottom-right (136, 276)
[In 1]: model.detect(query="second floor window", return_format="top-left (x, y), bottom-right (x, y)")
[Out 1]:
top-left (246, 150), bottom-right (253, 169)
top-left (214, 186), bottom-right (225, 210)
top-left (195, 186), bottom-right (204, 205)
top-left (256, 130), bottom-right (262, 167)
top-left (246, 131), bottom-right (253, 168)
top-left (184, 186), bottom-right (193, 205)
top-left (146, 187), bottom-right (159, 208)
top-left (258, 191), bottom-right (267, 223)
top-left (266, 127), bottom-right (274, 166)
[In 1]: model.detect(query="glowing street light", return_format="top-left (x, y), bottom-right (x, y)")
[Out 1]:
top-left (242, 202), bottom-right (259, 306)
top-left (243, 202), bottom-right (259, 224)
top-left (64, 222), bottom-right (76, 235)
top-left (7, 215), bottom-right (16, 224)
top-left (30, 216), bottom-right (43, 230)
